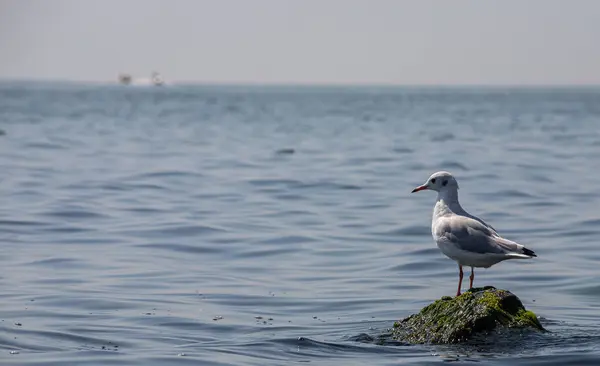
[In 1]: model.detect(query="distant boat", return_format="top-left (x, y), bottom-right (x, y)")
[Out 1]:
top-left (151, 71), bottom-right (164, 86)
top-left (117, 72), bottom-right (166, 86)
top-left (118, 73), bottom-right (132, 85)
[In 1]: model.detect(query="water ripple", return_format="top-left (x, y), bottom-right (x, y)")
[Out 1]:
top-left (1, 83), bottom-right (599, 365)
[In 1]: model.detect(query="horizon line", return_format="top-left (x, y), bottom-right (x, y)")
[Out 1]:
top-left (1, 77), bottom-right (600, 89)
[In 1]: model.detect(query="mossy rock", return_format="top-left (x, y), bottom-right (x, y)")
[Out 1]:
top-left (392, 286), bottom-right (545, 344)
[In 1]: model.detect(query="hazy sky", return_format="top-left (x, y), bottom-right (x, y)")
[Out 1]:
top-left (1, 0), bottom-right (599, 85)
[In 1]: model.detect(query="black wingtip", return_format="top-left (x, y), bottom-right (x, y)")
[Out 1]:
top-left (523, 247), bottom-right (537, 257)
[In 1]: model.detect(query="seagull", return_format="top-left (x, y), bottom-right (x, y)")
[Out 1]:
top-left (411, 171), bottom-right (537, 296)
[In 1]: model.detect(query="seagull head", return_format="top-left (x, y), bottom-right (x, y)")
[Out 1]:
top-left (411, 171), bottom-right (459, 193)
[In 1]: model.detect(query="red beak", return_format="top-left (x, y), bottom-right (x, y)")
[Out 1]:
top-left (411, 185), bottom-right (428, 193)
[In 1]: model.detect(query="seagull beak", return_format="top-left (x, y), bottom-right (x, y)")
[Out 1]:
top-left (411, 185), bottom-right (428, 193)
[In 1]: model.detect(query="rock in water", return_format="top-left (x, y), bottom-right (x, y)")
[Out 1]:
top-left (392, 286), bottom-right (545, 344)
top-left (275, 148), bottom-right (295, 155)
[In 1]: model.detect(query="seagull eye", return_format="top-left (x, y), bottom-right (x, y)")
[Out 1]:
top-left (442, 180), bottom-right (448, 186)
top-left (431, 178), bottom-right (436, 184)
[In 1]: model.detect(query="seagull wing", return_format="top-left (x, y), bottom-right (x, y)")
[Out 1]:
top-left (434, 215), bottom-right (524, 256)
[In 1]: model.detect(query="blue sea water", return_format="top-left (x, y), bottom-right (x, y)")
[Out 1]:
top-left (1, 81), bottom-right (600, 365)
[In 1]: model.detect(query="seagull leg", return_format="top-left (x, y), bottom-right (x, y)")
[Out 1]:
top-left (469, 267), bottom-right (474, 289)
top-left (456, 265), bottom-right (463, 296)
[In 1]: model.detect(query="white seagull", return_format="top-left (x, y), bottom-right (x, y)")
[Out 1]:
top-left (411, 171), bottom-right (537, 296)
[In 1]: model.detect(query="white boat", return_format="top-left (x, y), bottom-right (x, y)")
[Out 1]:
top-left (151, 71), bottom-right (165, 86)
top-left (117, 72), bottom-right (167, 86)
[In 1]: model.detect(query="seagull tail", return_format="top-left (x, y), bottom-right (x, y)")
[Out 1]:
top-left (505, 246), bottom-right (537, 259)
top-left (495, 236), bottom-right (537, 259)
top-left (521, 247), bottom-right (537, 257)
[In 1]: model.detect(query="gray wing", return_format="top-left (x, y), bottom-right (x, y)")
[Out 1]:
top-left (463, 213), bottom-right (498, 234)
top-left (435, 215), bottom-right (522, 255)
top-left (451, 207), bottom-right (499, 234)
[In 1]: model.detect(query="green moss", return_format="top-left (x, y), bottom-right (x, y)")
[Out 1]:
top-left (514, 309), bottom-right (543, 329)
top-left (477, 291), bottom-right (500, 308)
top-left (391, 287), bottom-right (545, 344)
